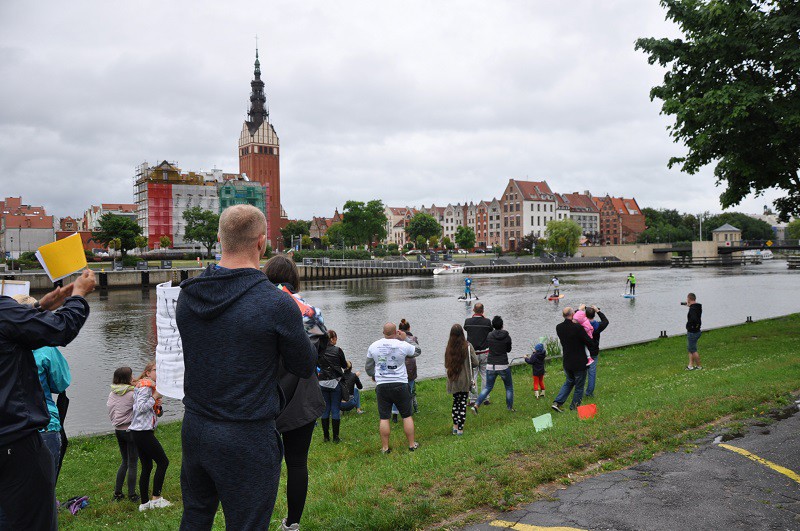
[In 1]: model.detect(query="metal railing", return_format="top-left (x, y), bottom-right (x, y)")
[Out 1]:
top-left (301, 258), bottom-right (423, 270)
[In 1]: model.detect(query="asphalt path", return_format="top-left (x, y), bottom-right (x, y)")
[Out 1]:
top-left (465, 403), bottom-right (800, 531)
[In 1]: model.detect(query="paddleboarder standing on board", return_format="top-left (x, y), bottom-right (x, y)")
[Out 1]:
top-left (550, 276), bottom-right (560, 298)
top-left (464, 277), bottom-right (473, 301)
top-left (626, 273), bottom-right (636, 295)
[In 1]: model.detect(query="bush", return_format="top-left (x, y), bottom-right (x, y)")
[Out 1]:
top-left (122, 255), bottom-right (140, 267)
top-left (373, 248), bottom-right (387, 257)
top-left (292, 249), bottom-right (372, 262)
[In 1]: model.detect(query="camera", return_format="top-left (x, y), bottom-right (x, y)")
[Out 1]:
top-left (680, 302), bottom-right (688, 306)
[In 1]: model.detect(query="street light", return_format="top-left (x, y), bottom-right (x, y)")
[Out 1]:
top-left (9, 236), bottom-right (14, 271)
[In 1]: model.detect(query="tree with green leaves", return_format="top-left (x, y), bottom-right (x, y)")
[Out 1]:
top-left (454, 226), bottom-right (476, 250)
top-left (301, 235), bottom-right (313, 249)
top-left (325, 222), bottom-right (350, 248)
top-left (636, 0), bottom-right (800, 221)
top-left (703, 213), bottom-right (774, 241)
top-left (518, 232), bottom-right (538, 252)
top-left (281, 220), bottom-right (311, 249)
top-left (415, 235), bottom-right (428, 251)
top-left (92, 214), bottom-right (142, 257)
top-left (429, 235), bottom-right (439, 249)
top-left (545, 219), bottom-right (582, 256)
top-left (320, 235), bottom-right (331, 249)
top-left (134, 235), bottom-right (149, 254)
top-left (341, 200), bottom-right (388, 246)
top-left (786, 219), bottom-right (800, 241)
top-left (183, 207), bottom-right (220, 258)
top-left (405, 213), bottom-right (442, 243)
top-left (441, 236), bottom-right (454, 250)
top-left (159, 236), bottom-right (171, 249)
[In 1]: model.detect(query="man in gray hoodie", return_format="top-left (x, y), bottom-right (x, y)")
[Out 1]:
top-left (176, 205), bottom-right (316, 530)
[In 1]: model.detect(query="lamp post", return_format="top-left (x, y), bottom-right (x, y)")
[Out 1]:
top-left (9, 236), bottom-right (14, 271)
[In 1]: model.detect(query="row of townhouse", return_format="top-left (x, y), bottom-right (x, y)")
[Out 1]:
top-left (384, 179), bottom-right (644, 250)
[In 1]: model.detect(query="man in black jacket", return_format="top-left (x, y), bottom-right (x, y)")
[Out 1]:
top-left (177, 205), bottom-right (316, 530)
top-left (464, 303), bottom-right (493, 405)
top-left (584, 305), bottom-right (609, 397)
top-left (552, 307), bottom-right (595, 412)
top-left (0, 269), bottom-right (95, 531)
top-left (685, 292), bottom-right (703, 370)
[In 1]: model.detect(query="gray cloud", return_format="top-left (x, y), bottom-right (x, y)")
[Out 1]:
top-left (0, 1), bottom-right (782, 221)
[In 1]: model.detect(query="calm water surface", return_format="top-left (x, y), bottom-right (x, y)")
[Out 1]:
top-left (59, 261), bottom-right (800, 435)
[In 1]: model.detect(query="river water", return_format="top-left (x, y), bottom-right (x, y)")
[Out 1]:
top-left (57, 260), bottom-right (799, 436)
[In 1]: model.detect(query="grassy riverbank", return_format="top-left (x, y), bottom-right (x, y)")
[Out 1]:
top-left (57, 314), bottom-right (800, 530)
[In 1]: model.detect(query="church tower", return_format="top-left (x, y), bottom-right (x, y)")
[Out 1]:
top-left (239, 48), bottom-right (282, 249)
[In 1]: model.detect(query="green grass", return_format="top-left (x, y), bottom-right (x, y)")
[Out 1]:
top-left (57, 314), bottom-right (800, 530)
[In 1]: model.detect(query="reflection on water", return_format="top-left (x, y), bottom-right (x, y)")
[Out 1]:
top-left (61, 261), bottom-right (800, 435)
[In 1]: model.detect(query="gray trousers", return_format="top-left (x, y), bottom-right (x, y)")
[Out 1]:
top-left (469, 351), bottom-right (490, 403)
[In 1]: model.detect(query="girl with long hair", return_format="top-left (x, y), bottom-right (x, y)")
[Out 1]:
top-left (444, 324), bottom-right (479, 435)
top-left (129, 360), bottom-right (171, 511)
top-left (107, 366), bottom-right (138, 502)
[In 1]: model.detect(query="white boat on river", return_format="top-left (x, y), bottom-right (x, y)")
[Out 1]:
top-left (433, 263), bottom-right (465, 275)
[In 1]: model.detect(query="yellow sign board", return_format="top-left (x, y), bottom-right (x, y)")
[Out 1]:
top-left (766, 240), bottom-right (773, 247)
top-left (35, 233), bottom-right (88, 281)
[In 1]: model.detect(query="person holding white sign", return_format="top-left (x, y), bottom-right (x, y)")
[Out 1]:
top-left (176, 205), bottom-right (316, 531)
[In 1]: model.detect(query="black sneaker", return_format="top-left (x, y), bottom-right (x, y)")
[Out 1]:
top-left (551, 403), bottom-right (564, 413)
top-left (129, 493), bottom-right (139, 503)
top-left (392, 414), bottom-right (398, 424)
top-left (113, 492), bottom-right (124, 502)
top-left (409, 442), bottom-right (420, 452)
top-left (471, 405), bottom-right (479, 415)
top-left (381, 448), bottom-right (391, 454)
top-left (695, 366), bottom-right (703, 370)
top-left (685, 366), bottom-right (695, 371)
top-left (484, 399), bottom-right (491, 406)
top-left (569, 403), bottom-right (578, 411)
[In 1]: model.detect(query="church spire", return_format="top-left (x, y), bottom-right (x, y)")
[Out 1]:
top-left (247, 46), bottom-right (268, 134)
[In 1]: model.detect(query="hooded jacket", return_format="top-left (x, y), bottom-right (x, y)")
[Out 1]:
top-left (107, 384), bottom-right (135, 430)
top-left (177, 265), bottom-right (316, 422)
top-left (0, 295), bottom-right (89, 446)
top-left (486, 329), bottom-right (512, 365)
top-left (525, 345), bottom-right (546, 377)
top-left (686, 303), bottom-right (702, 333)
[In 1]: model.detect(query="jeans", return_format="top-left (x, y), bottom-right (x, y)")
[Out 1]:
top-left (476, 368), bottom-right (514, 409)
top-left (40, 431), bottom-right (62, 477)
top-left (469, 351), bottom-right (490, 403)
top-left (585, 357), bottom-right (598, 396)
top-left (321, 383), bottom-right (342, 420)
top-left (392, 380), bottom-right (416, 415)
top-left (554, 369), bottom-right (587, 408)
top-left (114, 429), bottom-right (138, 497)
top-left (340, 387), bottom-right (361, 412)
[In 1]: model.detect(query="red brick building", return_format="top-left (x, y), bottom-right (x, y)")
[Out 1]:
top-left (238, 49), bottom-right (282, 249)
top-left (592, 195), bottom-right (645, 244)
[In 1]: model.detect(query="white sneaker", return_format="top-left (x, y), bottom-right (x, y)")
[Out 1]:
top-left (281, 518), bottom-right (300, 530)
top-left (138, 501), bottom-right (151, 512)
top-left (148, 497), bottom-right (172, 509)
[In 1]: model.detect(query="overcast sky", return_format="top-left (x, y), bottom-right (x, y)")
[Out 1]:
top-left (0, 1), bottom-right (783, 221)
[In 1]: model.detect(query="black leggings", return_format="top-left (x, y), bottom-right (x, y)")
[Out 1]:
top-left (452, 392), bottom-right (468, 430)
top-left (281, 421), bottom-right (315, 526)
top-left (131, 430), bottom-right (169, 505)
top-left (114, 430), bottom-right (138, 497)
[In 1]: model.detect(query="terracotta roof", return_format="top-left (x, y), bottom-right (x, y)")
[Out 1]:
top-left (3, 214), bottom-right (54, 229)
top-left (393, 220), bottom-right (406, 228)
top-left (563, 193), bottom-right (600, 213)
top-left (388, 207), bottom-right (407, 216)
top-left (513, 180), bottom-right (555, 201)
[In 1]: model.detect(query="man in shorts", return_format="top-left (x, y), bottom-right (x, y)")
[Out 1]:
top-left (685, 292), bottom-right (703, 370)
top-left (366, 322), bottom-right (421, 453)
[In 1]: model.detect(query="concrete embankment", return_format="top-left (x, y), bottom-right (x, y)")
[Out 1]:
top-left (4, 258), bottom-right (667, 290)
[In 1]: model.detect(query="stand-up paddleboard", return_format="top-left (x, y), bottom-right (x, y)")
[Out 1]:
top-left (547, 294), bottom-right (564, 301)
top-left (457, 296), bottom-right (479, 301)
top-left (623, 294), bottom-right (636, 299)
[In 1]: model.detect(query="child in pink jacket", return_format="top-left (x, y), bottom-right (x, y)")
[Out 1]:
top-left (574, 306), bottom-right (595, 366)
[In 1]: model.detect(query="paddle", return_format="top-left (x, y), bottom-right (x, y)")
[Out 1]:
top-left (543, 283), bottom-right (552, 299)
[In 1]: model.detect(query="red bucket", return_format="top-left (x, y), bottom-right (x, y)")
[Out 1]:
top-left (577, 403), bottom-right (597, 420)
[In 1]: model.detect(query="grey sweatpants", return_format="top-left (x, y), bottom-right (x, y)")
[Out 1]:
top-left (179, 411), bottom-right (283, 530)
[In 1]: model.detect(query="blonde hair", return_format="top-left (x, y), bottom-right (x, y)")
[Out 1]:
top-left (138, 360), bottom-right (156, 381)
top-left (219, 204), bottom-right (267, 255)
top-left (11, 294), bottom-right (37, 306)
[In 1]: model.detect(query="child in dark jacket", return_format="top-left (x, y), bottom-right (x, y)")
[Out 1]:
top-left (340, 362), bottom-right (364, 414)
top-left (525, 343), bottom-right (546, 398)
